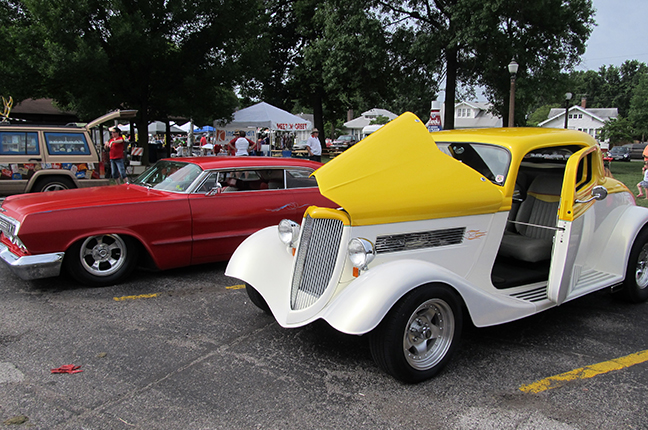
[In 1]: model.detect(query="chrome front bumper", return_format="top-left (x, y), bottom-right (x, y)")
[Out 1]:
top-left (0, 242), bottom-right (64, 280)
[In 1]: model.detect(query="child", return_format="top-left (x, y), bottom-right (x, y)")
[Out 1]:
top-left (637, 162), bottom-right (648, 198)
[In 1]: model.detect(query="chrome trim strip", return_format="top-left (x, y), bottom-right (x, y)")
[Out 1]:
top-left (375, 227), bottom-right (465, 253)
top-left (0, 242), bottom-right (64, 280)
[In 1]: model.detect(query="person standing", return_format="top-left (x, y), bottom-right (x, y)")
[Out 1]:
top-left (232, 131), bottom-right (254, 156)
top-left (306, 128), bottom-right (322, 162)
top-left (105, 126), bottom-right (127, 184)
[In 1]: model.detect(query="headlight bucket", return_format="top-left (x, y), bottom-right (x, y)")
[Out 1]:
top-left (278, 219), bottom-right (300, 247)
top-left (348, 237), bottom-right (375, 270)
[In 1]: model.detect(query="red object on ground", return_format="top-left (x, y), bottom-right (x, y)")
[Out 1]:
top-left (51, 365), bottom-right (83, 374)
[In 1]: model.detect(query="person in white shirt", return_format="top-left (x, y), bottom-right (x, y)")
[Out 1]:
top-left (306, 128), bottom-right (322, 162)
top-left (230, 131), bottom-right (254, 156)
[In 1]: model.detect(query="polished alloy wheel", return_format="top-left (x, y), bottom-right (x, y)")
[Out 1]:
top-left (635, 243), bottom-right (648, 290)
top-left (79, 234), bottom-right (127, 277)
top-left (403, 298), bottom-right (455, 371)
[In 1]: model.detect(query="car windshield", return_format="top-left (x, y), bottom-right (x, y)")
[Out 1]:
top-left (337, 136), bottom-right (352, 141)
top-left (436, 141), bottom-right (511, 185)
top-left (610, 146), bottom-right (629, 154)
top-left (132, 160), bottom-right (203, 192)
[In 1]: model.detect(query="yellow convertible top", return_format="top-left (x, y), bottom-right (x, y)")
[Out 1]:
top-left (314, 112), bottom-right (506, 226)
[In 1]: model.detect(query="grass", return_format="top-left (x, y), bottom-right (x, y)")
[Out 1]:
top-left (608, 159), bottom-right (648, 208)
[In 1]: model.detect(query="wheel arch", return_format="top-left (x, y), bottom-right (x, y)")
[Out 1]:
top-left (25, 170), bottom-right (80, 192)
top-left (319, 259), bottom-right (537, 335)
top-left (62, 230), bottom-right (153, 270)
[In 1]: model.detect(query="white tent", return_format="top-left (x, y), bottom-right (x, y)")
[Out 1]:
top-left (148, 121), bottom-right (184, 134)
top-left (214, 102), bottom-right (312, 149)
top-left (215, 102), bottom-right (311, 132)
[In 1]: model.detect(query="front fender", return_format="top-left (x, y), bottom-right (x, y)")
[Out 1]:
top-left (225, 226), bottom-right (294, 317)
top-left (320, 259), bottom-right (537, 335)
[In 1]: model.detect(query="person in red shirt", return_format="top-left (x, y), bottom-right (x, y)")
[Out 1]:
top-left (105, 126), bottom-right (127, 184)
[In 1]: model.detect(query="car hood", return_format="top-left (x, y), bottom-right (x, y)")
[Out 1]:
top-left (1, 185), bottom-right (176, 221)
top-left (313, 112), bottom-right (506, 226)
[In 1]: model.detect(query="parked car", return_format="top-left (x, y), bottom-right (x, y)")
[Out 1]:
top-left (626, 142), bottom-right (648, 160)
top-left (329, 135), bottom-right (357, 151)
top-left (0, 157), bottom-right (334, 287)
top-left (0, 110), bottom-right (136, 196)
top-left (608, 145), bottom-right (631, 161)
top-left (226, 113), bottom-right (648, 383)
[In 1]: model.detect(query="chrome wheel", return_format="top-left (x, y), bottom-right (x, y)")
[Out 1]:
top-left (42, 182), bottom-right (69, 192)
top-left (403, 298), bottom-right (455, 371)
top-left (369, 285), bottom-right (462, 383)
top-left (79, 234), bottom-right (127, 277)
top-left (634, 243), bottom-right (648, 289)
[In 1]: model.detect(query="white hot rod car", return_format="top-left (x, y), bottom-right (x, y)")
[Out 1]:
top-left (226, 112), bottom-right (648, 383)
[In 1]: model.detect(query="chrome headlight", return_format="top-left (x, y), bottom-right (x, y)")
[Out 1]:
top-left (348, 238), bottom-right (375, 270)
top-left (278, 219), bottom-right (300, 246)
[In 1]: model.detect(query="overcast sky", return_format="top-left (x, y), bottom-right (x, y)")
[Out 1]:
top-left (578, 0), bottom-right (648, 71)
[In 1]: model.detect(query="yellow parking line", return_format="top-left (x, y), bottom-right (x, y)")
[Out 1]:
top-left (113, 293), bottom-right (161, 301)
top-left (520, 349), bottom-right (648, 393)
top-left (113, 285), bottom-right (246, 301)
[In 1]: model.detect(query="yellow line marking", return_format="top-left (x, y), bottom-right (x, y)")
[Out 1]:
top-left (113, 293), bottom-right (161, 301)
top-left (520, 349), bottom-right (648, 393)
top-left (226, 284), bottom-right (246, 290)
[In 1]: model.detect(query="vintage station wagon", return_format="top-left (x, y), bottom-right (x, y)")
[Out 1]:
top-left (226, 112), bottom-right (648, 383)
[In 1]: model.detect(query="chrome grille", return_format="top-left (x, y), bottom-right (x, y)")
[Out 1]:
top-left (291, 216), bottom-right (344, 310)
top-left (0, 213), bottom-right (18, 239)
top-left (375, 227), bottom-right (465, 253)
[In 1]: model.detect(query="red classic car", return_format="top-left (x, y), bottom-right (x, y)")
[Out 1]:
top-left (0, 157), bottom-right (334, 286)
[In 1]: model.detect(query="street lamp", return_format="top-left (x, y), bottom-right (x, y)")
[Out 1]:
top-left (564, 92), bottom-right (573, 129)
top-left (508, 60), bottom-right (519, 127)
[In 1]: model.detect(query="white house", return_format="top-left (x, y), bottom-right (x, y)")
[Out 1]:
top-left (451, 101), bottom-right (503, 128)
top-left (344, 108), bottom-right (398, 139)
top-left (538, 104), bottom-right (617, 140)
top-left (428, 101), bottom-right (503, 130)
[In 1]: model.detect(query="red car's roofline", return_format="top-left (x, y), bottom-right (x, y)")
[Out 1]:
top-left (162, 156), bottom-right (323, 171)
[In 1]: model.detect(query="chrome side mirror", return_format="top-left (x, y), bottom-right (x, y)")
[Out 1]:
top-left (206, 182), bottom-right (223, 196)
top-left (575, 185), bottom-right (608, 204)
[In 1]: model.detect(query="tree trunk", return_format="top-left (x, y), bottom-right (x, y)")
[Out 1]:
top-left (444, 47), bottom-right (458, 130)
top-left (137, 109), bottom-right (149, 166)
top-left (313, 89), bottom-right (325, 147)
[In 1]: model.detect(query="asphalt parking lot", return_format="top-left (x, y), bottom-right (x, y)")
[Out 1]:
top-left (1, 263), bottom-right (647, 430)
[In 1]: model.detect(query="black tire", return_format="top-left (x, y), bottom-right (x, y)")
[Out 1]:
top-left (369, 284), bottom-right (462, 383)
top-left (622, 227), bottom-right (648, 303)
top-left (65, 234), bottom-right (138, 287)
top-left (246, 283), bottom-right (271, 313)
top-left (32, 176), bottom-right (75, 192)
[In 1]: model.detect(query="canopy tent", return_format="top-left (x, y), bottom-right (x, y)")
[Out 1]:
top-left (216, 102), bottom-right (311, 132)
top-left (174, 122), bottom-right (193, 133)
top-left (194, 125), bottom-right (215, 133)
top-left (214, 102), bottom-right (312, 150)
top-left (148, 121), bottom-right (184, 134)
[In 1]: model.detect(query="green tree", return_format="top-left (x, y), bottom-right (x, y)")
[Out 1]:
top-left (251, 0), bottom-right (403, 144)
top-left (369, 115), bottom-right (390, 125)
top-left (2, 0), bottom-right (261, 162)
top-left (599, 117), bottom-right (634, 146)
top-left (569, 60), bottom-right (648, 118)
top-left (376, 0), bottom-right (595, 128)
top-left (629, 74), bottom-right (648, 141)
top-left (527, 104), bottom-right (560, 127)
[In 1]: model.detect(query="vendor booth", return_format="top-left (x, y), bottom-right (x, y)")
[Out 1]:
top-left (214, 102), bottom-right (312, 155)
